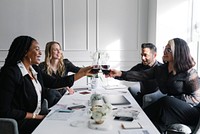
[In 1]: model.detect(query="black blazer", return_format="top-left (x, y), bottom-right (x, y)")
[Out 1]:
top-left (0, 64), bottom-right (74, 120)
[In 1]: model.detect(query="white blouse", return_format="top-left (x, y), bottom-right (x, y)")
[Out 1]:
top-left (17, 62), bottom-right (42, 114)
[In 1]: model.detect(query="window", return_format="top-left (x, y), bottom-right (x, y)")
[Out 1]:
top-left (190, 0), bottom-right (200, 75)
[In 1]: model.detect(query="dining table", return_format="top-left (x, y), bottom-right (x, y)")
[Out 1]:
top-left (33, 85), bottom-right (160, 134)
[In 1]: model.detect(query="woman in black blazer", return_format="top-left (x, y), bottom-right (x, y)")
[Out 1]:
top-left (0, 36), bottom-right (92, 134)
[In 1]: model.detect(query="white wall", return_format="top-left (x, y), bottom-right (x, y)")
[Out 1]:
top-left (153, 0), bottom-right (193, 63)
top-left (147, 0), bottom-right (200, 76)
top-left (148, 0), bottom-right (157, 43)
top-left (0, 0), bottom-right (196, 86)
top-left (0, 0), bottom-right (149, 87)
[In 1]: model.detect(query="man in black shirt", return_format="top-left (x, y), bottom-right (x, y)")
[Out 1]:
top-left (116, 43), bottom-right (162, 106)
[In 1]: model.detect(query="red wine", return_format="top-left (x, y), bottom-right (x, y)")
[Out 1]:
top-left (102, 69), bottom-right (111, 75)
top-left (101, 65), bottom-right (110, 70)
top-left (91, 65), bottom-right (100, 74)
top-left (91, 68), bottom-right (100, 74)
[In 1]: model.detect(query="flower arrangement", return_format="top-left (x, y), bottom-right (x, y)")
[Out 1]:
top-left (90, 93), bottom-right (104, 106)
top-left (90, 93), bottom-right (102, 102)
top-left (91, 103), bottom-right (112, 124)
top-left (89, 93), bottom-right (112, 124)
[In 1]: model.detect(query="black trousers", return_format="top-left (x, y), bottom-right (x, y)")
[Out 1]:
top-left (46, 89), bottom-right (63, 108)
top-left (18, 119), bottom-right (42, 134)
top-left (18, 100), bottom-right (49, 134)
top-left (144, 96), bottom-right (200, 133)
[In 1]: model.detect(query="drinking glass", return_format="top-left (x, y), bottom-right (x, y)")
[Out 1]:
top-left (101, 65), bottom-right (110, 75)
top-left (90, 65), bottom-right (100, 74)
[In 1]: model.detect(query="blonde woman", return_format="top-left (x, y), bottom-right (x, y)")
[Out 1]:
top-left (39, 41), bottom-right (81, 107)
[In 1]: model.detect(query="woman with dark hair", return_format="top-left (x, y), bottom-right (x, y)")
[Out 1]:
top-left (39, 41), bottom-right (81, 107)
top-left (0, 36), bottom-right (92, 133)
top-left (106, 38), bottom-right (200, 133)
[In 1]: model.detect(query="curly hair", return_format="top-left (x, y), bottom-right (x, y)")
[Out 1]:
top-left (44, 41), bottom-right (65, 76)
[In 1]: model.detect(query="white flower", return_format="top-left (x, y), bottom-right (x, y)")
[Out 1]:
top-left (90, 93), bottom-right (104, 106)
top-left (89, 93), bottom-right (112, 122)
top-left (91, 103), bottom-right (112, 122)
top-left (101, 103), bottom-right (112, 113)
top-left (92, 109), bottom-right (104, 121)
top-left (90, 93), bottom-right (102, 102)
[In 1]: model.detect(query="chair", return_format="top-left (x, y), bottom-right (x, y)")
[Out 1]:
top-left (0, 118), bottom-right (19, 134)
top-left (128, 82), bottom-right (166, 108)
top-left (165, 115), bottom-right (200, 134)
top-left (166, 103), bottom-right (200, 134)
top-left (166, 123), bottom-right (192, 134)
top-left (40, 99), bottom-right (49, 115)
top-left (193, 117), bottom-right (200, 134)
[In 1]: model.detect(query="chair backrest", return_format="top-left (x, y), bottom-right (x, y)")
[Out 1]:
top-left (192, 114), bottom-right (200, 134)
top-left (0, 118), bottom-right (19, 134)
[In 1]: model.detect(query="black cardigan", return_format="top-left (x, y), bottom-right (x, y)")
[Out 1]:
top-left (0, 64), bottom-right (74, 120)
top-left (39, 59), bottom-right (80, 77)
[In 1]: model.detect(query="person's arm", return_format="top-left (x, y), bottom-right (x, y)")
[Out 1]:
top-left (108, 69), bottom-right (122, 77)
top-left (39, 65), bottom-right (92, 88)
top-left (41, 70), bottom-right (74, 88)
top-left (182, 69), bottom-right (200, 105)
top-left (128, 64), bottom-right (143, 72)
top-left (25, 112), bottom-right (45, 119)
top-left (64, 59), bottom-right (81, 73)
top-left (74, 66), bottom-right (92, 81)
top-left (108, 67), bottom-right (155, 82)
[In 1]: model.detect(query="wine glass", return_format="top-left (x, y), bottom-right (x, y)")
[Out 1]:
top-left (90, 65), bottom-right (100, 74)
top-left (100, 65), bottom-right (111, 87)
top-left (101, 65), bottom-right (110, 75)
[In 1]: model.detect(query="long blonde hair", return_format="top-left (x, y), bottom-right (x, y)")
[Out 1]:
top-left (44, 41), bottom-right (65, 76)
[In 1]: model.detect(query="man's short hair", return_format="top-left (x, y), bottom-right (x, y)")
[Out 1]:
top-left (141, 43), bottom-right (157, 52)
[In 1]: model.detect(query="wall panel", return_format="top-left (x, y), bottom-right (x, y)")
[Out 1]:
top-left (97, 0), bottom-right (139, 51)
top-left (0, 0), bottom-right (54, 64)
top-left (63, 0), bottom-right (88, 51)
top-left (0, 0), bottom-right (148, 86)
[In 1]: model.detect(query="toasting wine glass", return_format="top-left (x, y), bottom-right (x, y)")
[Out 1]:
top-left (101, 65), bottom-right (110, 75)
top-left (90, 65), bottom-right (100, 74)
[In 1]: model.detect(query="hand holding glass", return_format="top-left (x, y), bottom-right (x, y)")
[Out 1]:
top-left (90, 65), bottom-right (111, 75)
top-left (101, 65), bottom-right (111, 75)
